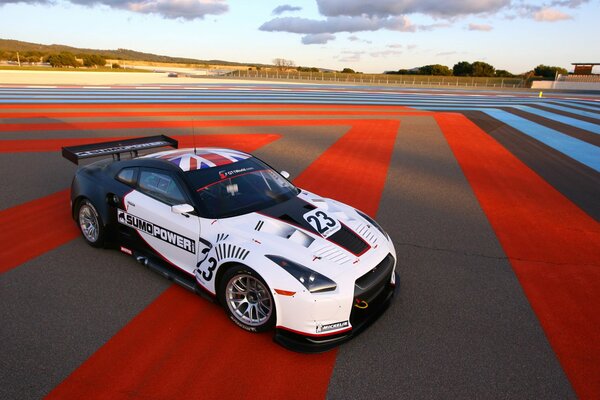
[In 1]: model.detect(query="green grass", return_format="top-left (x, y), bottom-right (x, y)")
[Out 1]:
top-left (0, 65), bottom-right (150, 73)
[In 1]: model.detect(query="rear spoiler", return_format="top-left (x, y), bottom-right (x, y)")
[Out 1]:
top-left (62, 135), bottom-right (178, 165)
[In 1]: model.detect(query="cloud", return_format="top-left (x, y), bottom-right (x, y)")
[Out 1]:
top-left (260, 15), bottom-right (416, 35)
top-left (302, 33), bottom-right (336, 44)
top-left (316, 0), bottom-right (511, 18)
top-left (338, 50), bottom-right (364, 62)
top-left (468, 23), bottom-right (493, 31)
top-left (370, 49), bottom-right (402, 57)
top-left (436, 51), bottom-right (457, 56)
top-left (387, 43), bottom-right (403, 48)
top-left (347, 35), bottom-right (372, 44)
top-left (533, 7), bottom-right (572, 21)
top-left (0, 0), bottom-right (229, 20)
top-left (272, 4), bottom-right (301, 15)
top-left (549, 0), bottom-right (589, 8)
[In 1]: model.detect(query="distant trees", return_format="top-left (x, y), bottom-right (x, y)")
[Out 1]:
top-left (341, 68), bottom-right (356, 74)
top-left (273, 58), bottom-right (295, 71)
top-left (495, 69), bottom-right (514, 77)
top-left (453, 61), bottom-right (472, 76)
top-left (452, 61), bottom-right (495, 77)
top-left (297, 66), bottom-right (319, 72)
top-left (534, 64), bottom-right (568, 78)
top-left (81, 54), bottom-right (106, 67)
top-left (471, 61), bottom-right (495, 77)
top-left (46, 52), bottom-right (79, 68)
top-left (419, 64), bottom-right (452, 76)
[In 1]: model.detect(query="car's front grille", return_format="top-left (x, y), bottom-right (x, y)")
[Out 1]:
top-left (350, 254), bottom-right (395, 328)
top-left (354, 253), bottom-right (395, 304)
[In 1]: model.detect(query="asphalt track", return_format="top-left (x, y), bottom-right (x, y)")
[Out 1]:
top-left (0, 84), bottom-right (599, 399)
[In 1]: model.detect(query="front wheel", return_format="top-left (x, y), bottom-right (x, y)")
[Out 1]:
top-left (219, 266), bottom-right (276, 333)
top-left (77, 199), bottom-right (105, 248)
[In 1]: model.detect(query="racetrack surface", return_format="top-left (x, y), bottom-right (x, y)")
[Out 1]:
top-left (0, 84), bottom-right (599, 399)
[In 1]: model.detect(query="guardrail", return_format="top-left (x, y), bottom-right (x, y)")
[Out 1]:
top-left (221, 70), bottom-right (526, 89)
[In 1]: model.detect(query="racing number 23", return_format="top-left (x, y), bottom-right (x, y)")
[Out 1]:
top-left (304, 210), bottom-right (340, 237)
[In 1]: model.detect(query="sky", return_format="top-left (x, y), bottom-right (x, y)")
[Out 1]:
top-left (0, 0), bottom-right (598, 74)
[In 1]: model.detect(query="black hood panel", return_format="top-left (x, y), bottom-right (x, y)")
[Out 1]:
top-left (258, 196), bottom-right (370, 256)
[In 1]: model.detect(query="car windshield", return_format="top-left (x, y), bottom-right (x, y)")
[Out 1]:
top-left (185, 157), bottom-right (298, 218)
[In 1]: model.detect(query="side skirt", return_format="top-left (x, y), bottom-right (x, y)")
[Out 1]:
top-left (132, 250), bottom-right (216, 304)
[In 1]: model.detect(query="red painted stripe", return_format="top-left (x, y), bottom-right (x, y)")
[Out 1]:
top-left (0, 134), bottom-right (281, 153)
top-left (436, 113), bottom-right (600, 400)
top-left (0, 103), bottom-right (414, 110)
top-left (45, 119), bottom-right (399, 399)
top-left (0, 116), bottom-right (429, 133)
top-left (294, 119), bottom-right (400, 217)
top-left (0, 190), bottom-right (79, 274)
top-left (0, 110), bottom-right (425, 118)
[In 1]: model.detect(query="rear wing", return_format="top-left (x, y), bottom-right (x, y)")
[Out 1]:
top-left (62, 135), bottom-right (178, 165)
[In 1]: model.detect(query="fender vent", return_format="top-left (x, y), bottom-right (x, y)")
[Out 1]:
top-left (328, 225), bottom-right (370, 256)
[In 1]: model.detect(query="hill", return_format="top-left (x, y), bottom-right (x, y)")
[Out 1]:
top-left (0, 38), bottom-right (269, 67)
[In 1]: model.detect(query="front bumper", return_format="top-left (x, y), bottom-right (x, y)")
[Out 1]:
top-left (274, 272), bottom-right (399, 353)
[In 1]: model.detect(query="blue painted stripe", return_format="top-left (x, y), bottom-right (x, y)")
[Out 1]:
top-left (483, 109), bottom-right (600, 172)
top-left (539, 103), bottom-right (600, 120)
top-left (513, 106), bottom-right (600, 134)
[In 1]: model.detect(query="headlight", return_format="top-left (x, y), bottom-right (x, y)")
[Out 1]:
top-left (265, 255), bottom-right (337, 293)
top-left (356, 209), bottom-right (388, 238)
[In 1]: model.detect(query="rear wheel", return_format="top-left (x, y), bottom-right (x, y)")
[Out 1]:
top-left (77, 199), bottom-right (105, 247)
top-left (219, 265), bottom-right (275, 333)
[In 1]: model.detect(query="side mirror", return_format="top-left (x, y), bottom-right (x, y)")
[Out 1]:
top-left (280, 171), bottom-right (290, 179)
top-left (171, 203), bottom-right (195, 215)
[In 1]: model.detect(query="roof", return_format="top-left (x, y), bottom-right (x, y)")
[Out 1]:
top-left (142, 148), bottom-right (251, 172)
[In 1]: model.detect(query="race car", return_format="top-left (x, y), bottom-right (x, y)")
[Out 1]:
top-left (62, 135), bottom-right (398, 352)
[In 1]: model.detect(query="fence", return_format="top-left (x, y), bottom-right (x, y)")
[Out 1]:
top-left (222, 70), bottom-right (525, 88)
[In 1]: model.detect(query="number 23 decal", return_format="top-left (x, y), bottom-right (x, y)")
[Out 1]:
top-left (197, 247), bottom-right (217, 281)
top-left (303, 209), bottom-right (341, 238)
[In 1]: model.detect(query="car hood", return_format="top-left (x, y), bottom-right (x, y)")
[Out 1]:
top-left (215, 190), bottom-right (387, 279)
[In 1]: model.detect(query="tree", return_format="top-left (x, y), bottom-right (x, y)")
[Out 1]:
top-left (453, 61), bottom-right (473, 76)
top-left (419, 64), bottom-right (452, 76)
top-left (82, 54), bottom-right (106, 67)
top-left (46, 52), bottom-right (79, 68)
top-left (471, 61), bottom-right (495, 77)
top-left (495, 69), bottom-right (514, 77)
top-left (341, 68), bottom-right (356, 74)
top-left (534, 64), bottom-right (568, 78)
top-left (297, 66), bottom-right (319, 72)
top-left (273, 58), bottom-right (295, 71)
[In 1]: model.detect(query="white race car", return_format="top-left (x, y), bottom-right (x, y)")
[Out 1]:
top-left (63, 135), bottom-right (398, 352)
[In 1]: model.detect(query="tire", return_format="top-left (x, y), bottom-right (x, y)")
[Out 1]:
top-left (218, 265), bottom-right (276, 333)
top-left (77, 199), bottom-right (105, 248)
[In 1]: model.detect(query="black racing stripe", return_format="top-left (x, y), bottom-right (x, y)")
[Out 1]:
top-left (501, 107), bottom-right (600, 147)
top-left (259, 196), bottom-right (369, 255)
top-left (463, 110), bottom-right (600, 222)
top-left (529, 104), bottom-right (600, 125)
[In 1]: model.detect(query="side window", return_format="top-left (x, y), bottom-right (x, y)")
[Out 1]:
top-left (138, 169), bottom-right (187, 206)
top-left (116, 168), bottom-right (137, 186)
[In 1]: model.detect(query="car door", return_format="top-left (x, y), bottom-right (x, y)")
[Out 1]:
top-left (120, 168), bottom-right (200, 275)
